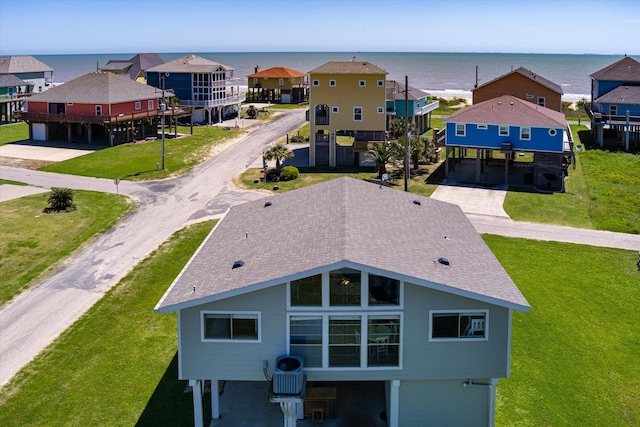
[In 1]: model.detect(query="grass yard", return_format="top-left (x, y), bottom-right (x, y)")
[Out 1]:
top-left (0, 228), bottom-right (636, 426)
top-left (0, 122), bottom-right (29, 145)
top-left (487, 236), bottom-right (639, 426)
top-left (37, 126), bottom-right (243, 181)
top-left (0, 220), bottom-right (216, 426)
top-left (0, 190), bottom-right (131, 306)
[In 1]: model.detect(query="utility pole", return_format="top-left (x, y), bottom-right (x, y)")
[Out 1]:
top-left (161, 75), bottom-right (166, 170)
top-left (404, 75), bottom-right (409, 192)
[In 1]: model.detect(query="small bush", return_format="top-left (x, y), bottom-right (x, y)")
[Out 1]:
top-left (265, 168), bottom-right (280, 182)
top-left (289, 134), bottom-right (304, 143)
top-left (279, 166), bottom-right (299, 181)
top-left (44, 187), bottom-right (76, 213)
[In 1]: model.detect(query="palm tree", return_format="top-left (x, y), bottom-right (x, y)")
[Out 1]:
top-left (263, 143), bottom-right (294, 174)
top-left (45, 187), bottom-right (76, 213)
top-left (365, 143), bottom-right (396, 180)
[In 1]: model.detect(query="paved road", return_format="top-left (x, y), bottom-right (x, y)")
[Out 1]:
top-left (0, 110), bottom-right (305, 387)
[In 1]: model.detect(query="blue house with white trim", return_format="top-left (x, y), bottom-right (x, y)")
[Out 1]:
top-left (443, 95), bottom-right (570, 190)
top-left (585, 55), bottom-right (640, 151)
top-left (385, 80), bottom-right (439, 134)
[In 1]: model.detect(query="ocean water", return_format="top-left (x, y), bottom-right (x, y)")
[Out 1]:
top-left (35, 52), bottom-right (625, 101)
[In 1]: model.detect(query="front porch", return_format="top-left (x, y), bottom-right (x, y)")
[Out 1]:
top-left (198, 380), bottom-right (388, 427)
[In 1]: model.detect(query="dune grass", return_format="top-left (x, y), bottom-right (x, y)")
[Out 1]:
top-left (488, 236), bottom-right (639, 426)
top-left (37, 126), bottom-right (242, 181)
top-left (0, 122), bottom-right (29, 145)
top-left (0, 190), bottom-right (131, 306)
top-left (1, 228), bottom-right (636, 426)
top-left (0, 220), bottom-right (215, 426)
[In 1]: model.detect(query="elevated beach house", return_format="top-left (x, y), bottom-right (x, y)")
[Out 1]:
top-left (443, 95), bottom-right (571, 191)
top-left (308, 60), bottom-right (387, 167)
top-left (585, 55), bottom-right (640, 151)
top-left (386, 79), bottom-right (439, 135)
top-left (18, 72), bottom-right (162, 145)
top-left (0, 55), bottom-right (54, 95)
top-left (472, 66), bottom-right (563, 112)
top-left (154, 177), bottom-right (530, 427)
top-left (101, 53), bottom-right (164, 84)
top-left (247, 66), bottom-right (308, 104)
top-left (145, 54), bottom-right (244, 125)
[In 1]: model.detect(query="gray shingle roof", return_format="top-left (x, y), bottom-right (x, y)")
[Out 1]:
top-left (155, 177), bottom-right (529, 313)
top-left (26, 72), bottom-right (160, 104)
top-left (444, 95), bottom-right (567, 128)
top-left (310, 61), bottom-right (387, 75)
top-left (0, 74), bottom-right (27, 87)
top-left (595, 85), bottom-right (640, 104)
top-left (102, 53), bottom-right (165, 80)
top-left (589, 56), bottom-right (640, 82)
top-left (0, 56), bottom-right (53, 74)
top-left (473, 66), bottom-right (563, 95)
top-left (386, 80), bottom-right (430, 101)
top-left (146, 54), bottom-right (232, 74)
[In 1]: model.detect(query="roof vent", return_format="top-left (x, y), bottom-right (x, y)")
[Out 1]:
top-left (438, 257), bottom-right (450, 266)
top-left (232, 260), bottom-right (245, 269)
top-left (412, 200), bottom-right (421, 205)
top-left (264, 201), bottom-right (272, 207)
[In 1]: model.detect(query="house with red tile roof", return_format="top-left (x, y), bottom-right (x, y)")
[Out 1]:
top-left (585, 55), bottom-right (640, 151)
top-left (443, 95), bottom-right (571, 190)
top-left (472, 67), bottom-right (563, 112)
top-left (247, 66), bottom-right (307, 104)
top-left (19, 72), bottom-right (166, 145)
top-left (155, 177), bottom-right (529, 427)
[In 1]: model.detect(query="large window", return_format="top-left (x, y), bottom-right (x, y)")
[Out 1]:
top-left (367, 316), bottom-right (400, 367)
top-left (429, 311), bottom-right (487, 341)
top-left (520, 127), bottom-right (531, 140)
top-left (290, 316), bottom-right (322, 367)
top-left (330, 268), bottom-right (361, 306)
top-left (368, 275), bottom-right (399, 305)
top-left (202, 312), bottom-right (260, 341)
top-left (329, 316), bottom-right (361, 367)
top-left (290, 274), bottom-right (322, 306)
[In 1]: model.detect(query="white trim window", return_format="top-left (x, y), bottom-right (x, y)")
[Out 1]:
top-left (359, 80), bottom-right (366, 87)
top-left (279, 78), bottom-right (284, 86)
top-left (331, 106), bottom-right (339, 114)
top-left (477, 124), bottom-right (488, 130)
top-left (354, 106), bottom-right (363, 122)
top-left (537, 97), bottom-right (545, 107)
top-left (135, 101), bottom-right (141, 110)
top-left (377, 80), bottom-right (384, 87)
top-left (148, 100), bottom-right (154, 110)
top-left (95, 105), bottom-right (102, 116)
top-left (610, 105), bottom-right (617, 116)
top-left (429, 310), bottom-right (488, 341)
top-left (377, 106), bottom-right (384, 114)
top-left (549, 128), bottom-right (557, 137)
top-left (201, 311), bottom-right (261, 342)
top-left (499, 125), bottom-right (509, 136)
top-left (312, 79), bottom-right (320, 87)
top-left (329, 79), bottom-right (336, 87)
top-left (253, 77), bottom-right (258, 85)
top-left (520, 127), bottom-right (531, 140)
top-left (455, 123), bottom-right (465, 136)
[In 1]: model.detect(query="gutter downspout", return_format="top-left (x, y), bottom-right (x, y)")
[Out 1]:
top-left (462, 378), bottom-right (498, 427)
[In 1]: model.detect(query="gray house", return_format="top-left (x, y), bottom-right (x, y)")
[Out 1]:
top-left (155, 177), bottom-right (530, 427)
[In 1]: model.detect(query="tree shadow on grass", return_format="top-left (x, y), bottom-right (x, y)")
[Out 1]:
top-left (136, 353), bottom-right (195, 427)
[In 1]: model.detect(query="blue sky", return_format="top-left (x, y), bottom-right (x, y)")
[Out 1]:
top-left (1, 0), bottom-right (638, 55)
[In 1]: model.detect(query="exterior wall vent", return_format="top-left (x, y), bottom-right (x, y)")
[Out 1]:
top-left (272, 355), bottom-right (304, 395)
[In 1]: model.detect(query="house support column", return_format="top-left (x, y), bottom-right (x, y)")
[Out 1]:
top-left (444, 146), bottom-right (449, 178)
top-left (329, 130), bottom-right (336, 167)
top-left (388, 380), bottom-right (400, 427)
top-left (625, 111), bottom-right (630, 151)
top-left (475, 148), bottom-right (481, 182)
top-left (488, 378), bottom-right (498, 427)
top-left (211, 380), bottom-right (220, 419)
top-left (189, 379), bottom-right (204, 427)
top-left (504, 153), bottom-right (509, 185)
top-left (597, 125), bottom-right (604, 147)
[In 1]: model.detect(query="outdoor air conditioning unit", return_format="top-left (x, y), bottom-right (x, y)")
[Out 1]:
top-left (272, 355), bottom-right (304, 395)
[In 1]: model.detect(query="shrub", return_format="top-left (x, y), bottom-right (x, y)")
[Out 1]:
top-left (246, 105), bottom-right (257, 119)
top-left (44, 187), bottom-right (76, 213)
top-left (279, 166), bottom-right (299, 181)
top-left (289, 134), bottom-right (304, 143)
top-left (265, 168), bottom-right (280, 182)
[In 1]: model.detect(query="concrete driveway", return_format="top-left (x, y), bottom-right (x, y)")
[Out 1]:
top-left (0, 184), bottom-right (48, 202)
top-left (430, 183), bottom-right (510, 218)
top-left (0, 140), bottom-right (100, 162)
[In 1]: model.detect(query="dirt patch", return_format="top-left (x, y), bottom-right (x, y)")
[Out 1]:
top-left (0, 157), bottom-right (54, 170)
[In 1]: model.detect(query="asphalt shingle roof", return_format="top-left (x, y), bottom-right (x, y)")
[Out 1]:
top-left (146, 54), bottom-right (232, 74)
top-left (0, 56), bottom-right (53, 74)
top-left (309, 61), bottom-right (387, 75)
top-left (0, 74), bottom-right (27, 87)
top-left (26, 72), bottom-right (161, 104)
top-left (589, 56), bottom-right (640, 82)
top-left (444, 95), bottom-right (567, 128)
top-left (386, 80), bottom-right (430, 101)
top-left (595, 85), bottom-right (640, 104)
top-left (247, 67), bottom-right (306, 78)
top-left (473, 66), bottom-right (563, 95)
top-left (155, 177), bottom-right (529, 313)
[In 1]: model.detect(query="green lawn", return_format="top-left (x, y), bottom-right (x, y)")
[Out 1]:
top-left (0, 122), bottom-right (29, 145)
top-left (0, 220), bottom-right (215, 426)
top-left (0, 227), bottom-right (636, 426)
top-left (0, 190), bottom-right (131, 306)
top-left (37, 126), bottom-right (243, 181)
top-left (488, 236), bottom-right (639, 426)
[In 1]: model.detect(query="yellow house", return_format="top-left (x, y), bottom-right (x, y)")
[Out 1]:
top-left (247, 66), bottom-right (307, 103)
top-left (309, 60), bottom-right (387, 167)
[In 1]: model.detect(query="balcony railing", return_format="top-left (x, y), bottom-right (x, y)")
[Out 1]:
top-left (180, 93), bottom-right (246, 108)
top-left (585, 104), bottom-right (640, 124)
top-left (15, 109), bottom-right (161, 124)
top-left (315, 116), bottom-right (330, 126)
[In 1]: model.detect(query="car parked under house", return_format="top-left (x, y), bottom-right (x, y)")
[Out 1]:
top-left (155, 177), bottom-right (530, 427)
